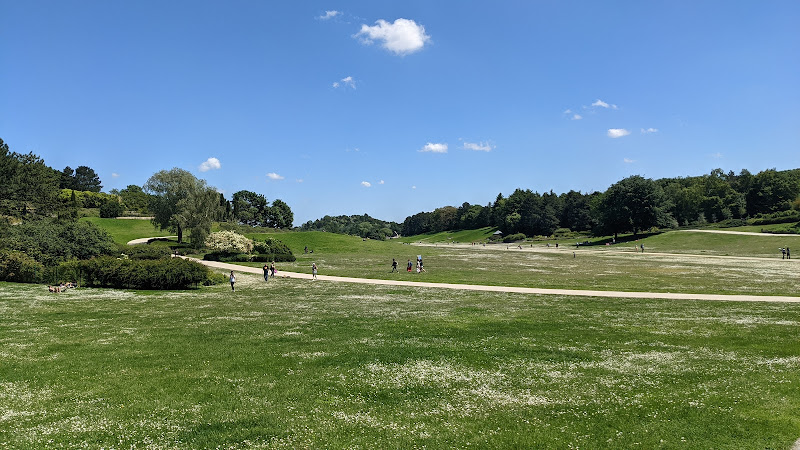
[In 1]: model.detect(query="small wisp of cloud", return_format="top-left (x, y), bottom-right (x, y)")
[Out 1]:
top-left (379, 180), bottom-right (385, 185)
top-left (641, 128), bottom-right (658, 134)
top-left (111, 172), bottom-right (120, 178)
top-left (623, 158), bottom-right (635, 163)
top-left (199, 157), bottom-right (221, 172)
top-left (267, 172), bottom-right (284, 180)
top-left (361, 181), bottom-right (371, 187)
top-left (607, 128), bottom-right (631, 138)
top-left (592, 99), bottom-right (618, 109)
top-left (333, 76), bottom-right (356, 89)
top-left (420, 142), bottom-right (448, 153)
top-left (319, 10), bottom-right (340, 20)
top-left (355, 18), bottom-right (430, 55)
top-left (462, 141), bottom-right (493, 152)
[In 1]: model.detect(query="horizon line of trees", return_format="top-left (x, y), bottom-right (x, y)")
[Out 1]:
top-left (299, 214), bottom-right (401, 240)
top-left (1, 138), bottom-right (295, 248)
top-left (402, 168), bottom-right (800, 238)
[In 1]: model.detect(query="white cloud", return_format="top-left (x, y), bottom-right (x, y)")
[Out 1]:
top-left (266, 172), bottom-right (284, 180)
top-left (319, 10), bottom-right (340, 20)
top-left (607, 128), bottom-right (631, 138)
top-left (379, 180), bottom-right (385, 185)
top-left (623, 158), bottom-right (635, 163)
top-left (641, 127), bottom-right (658, 134)
top-left (199, 157), bottom-right (221, 172)
top-left (592, 99), bottom-right (618, 109)
top-left (420, 142), bottom-right (448, 153)
top-left (711, 152), bottom-right (723, 159)
top-left (411, 185), bottom-right (417, 189)
top-left (355, 18), bottom-right (430, 55)
top-left (333, 76), bottom-right (356, 89)
top-left (296, 179), bottom-right (304, 183)
top-left (111, 172), bottom-right (120, 178)
top-left (361, 181), bottom-right (372, 187)
top-left (564, 109), bottom-right (572, 114)
top-left (572, 114), bottom-right (582, 120)
top-left (463, 141), bottom-right (493, 152)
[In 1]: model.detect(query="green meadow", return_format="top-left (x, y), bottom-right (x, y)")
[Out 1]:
top-left (230, 230), bottom-right (800, 296)
top-left (2, 278), bottom-right (799, 448)
top-left (2, 219), bottom-right (799, 448)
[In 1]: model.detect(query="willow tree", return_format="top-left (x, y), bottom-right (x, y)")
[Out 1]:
top-left (144, 168), bottom-right (220, 244)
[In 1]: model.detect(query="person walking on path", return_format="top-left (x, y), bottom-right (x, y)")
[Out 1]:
top-left (311, 262), bottom-right (318, 280)
top-left (262, 264), bottom-right (269, 282)
top-left (270, 262), bottom-right (276, 278)
top-left (229, 271), bottom-right (236, 291)
top-left (391, 258), bottom-right (398, 272)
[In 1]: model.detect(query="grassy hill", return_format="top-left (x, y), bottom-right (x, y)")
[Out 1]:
top-left (80, 217), bottom-right (172, 245)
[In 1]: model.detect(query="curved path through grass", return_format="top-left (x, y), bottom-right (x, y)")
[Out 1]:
top-left (190, 257), bottom-right (800, 303)
top-left (128, 236), bottom-right (800, 303)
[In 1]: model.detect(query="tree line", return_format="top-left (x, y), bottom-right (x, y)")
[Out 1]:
top-left (299, 214), bottom-right (401, 240)
top-left (0, 138), bottom-right (294, 247)
top-left (402, 169), bottom-right (800, 238)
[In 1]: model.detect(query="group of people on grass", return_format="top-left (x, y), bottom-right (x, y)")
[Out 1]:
top-left (390, 256), bottom-right (425, 273)
top-left (780, 247), bottom-right (791, 259)
top-left (48, 282), bottom-right (77, 293)
top-left (228, 260), bottom-right (318, 291)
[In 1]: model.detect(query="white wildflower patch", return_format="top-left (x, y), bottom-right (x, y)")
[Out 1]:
top-left (282, 351), bottom-right (331, 359)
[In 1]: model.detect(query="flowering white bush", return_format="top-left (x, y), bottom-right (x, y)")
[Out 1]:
top-left (204, 231), bottom-right (253, 254)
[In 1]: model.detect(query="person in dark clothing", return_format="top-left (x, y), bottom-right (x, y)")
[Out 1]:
top-left (391, 258), bottom-right (398, 272)
top-left (263, 264), bottom-right (269, 282)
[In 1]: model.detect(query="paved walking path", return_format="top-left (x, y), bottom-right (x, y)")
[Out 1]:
top-left (189, 257), bottom-right (800, 304)
top-left (681, 229), bottom-right (800, 237)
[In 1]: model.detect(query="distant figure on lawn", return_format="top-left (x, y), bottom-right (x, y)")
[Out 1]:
top-left (781, 248), bottom-right (786, 259)
top-left (407, 259), bottom-right (413, 272)
top-left (391, 258), bottom-right (398, 272)
top-left (263, 264), bottom-right (269, 282)
top-left (229, 271), bottom-right (236, 291)
top-left (787, 247), bottom-right (791, 259)
top-left (270, 262), bottom-right (276, 278)
top-left (312, 262), bottom-right (318, 280)
top-left (640, 244), bottom-right (645, 253)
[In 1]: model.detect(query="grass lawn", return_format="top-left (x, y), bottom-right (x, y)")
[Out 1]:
top-left (81, 217), bottom-right (173, 245)
top-left (1, 278), bottom-right (798, 448)
top-left (232, 230), bottom-right (800, 297)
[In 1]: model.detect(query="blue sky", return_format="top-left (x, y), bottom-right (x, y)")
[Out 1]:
top-left (2, 1), bottom-right (798, 225)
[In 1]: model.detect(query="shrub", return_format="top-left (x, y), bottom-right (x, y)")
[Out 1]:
top-left (503, 233), bottom-right (527, 243)
top-left (751, 210), bottom-right (800, 225)
top-left (204, 231), bottom-right (253, 254)
top-left (99, 199), bottom-right (124, 218)
top-left (0, 220), bottom-right (117, 265)
top-left (252, 237), bottom-right (293, 256)
top-left (0, 250), bottom-right (44, 283)
top-left (250, 253), bottom-right (296, 263)
top-left (118, 244), bottom-right (172, 260)
top-left (62, 257), bottom-right (209, 289)
top-left (204, 271), bottom-right (230, 286)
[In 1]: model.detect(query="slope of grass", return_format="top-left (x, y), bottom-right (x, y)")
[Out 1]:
top-left (1, 279), bottom-right (798, 448)
top-left (80, 217), bottom-right (172, 245)
top-left (397, 227), bottom-right (498, 244)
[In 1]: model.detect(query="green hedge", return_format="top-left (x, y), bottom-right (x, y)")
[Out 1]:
top-left (204, 252), bottom-right (296, 263)
top-left (502, 233), bottom-right (527, 243)
top-left (0, 250), bottom-right (44, 283)
top-left (60, 257), bottom-right (209, 289)
top-left (118, 244), bottom-right (173, 260)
